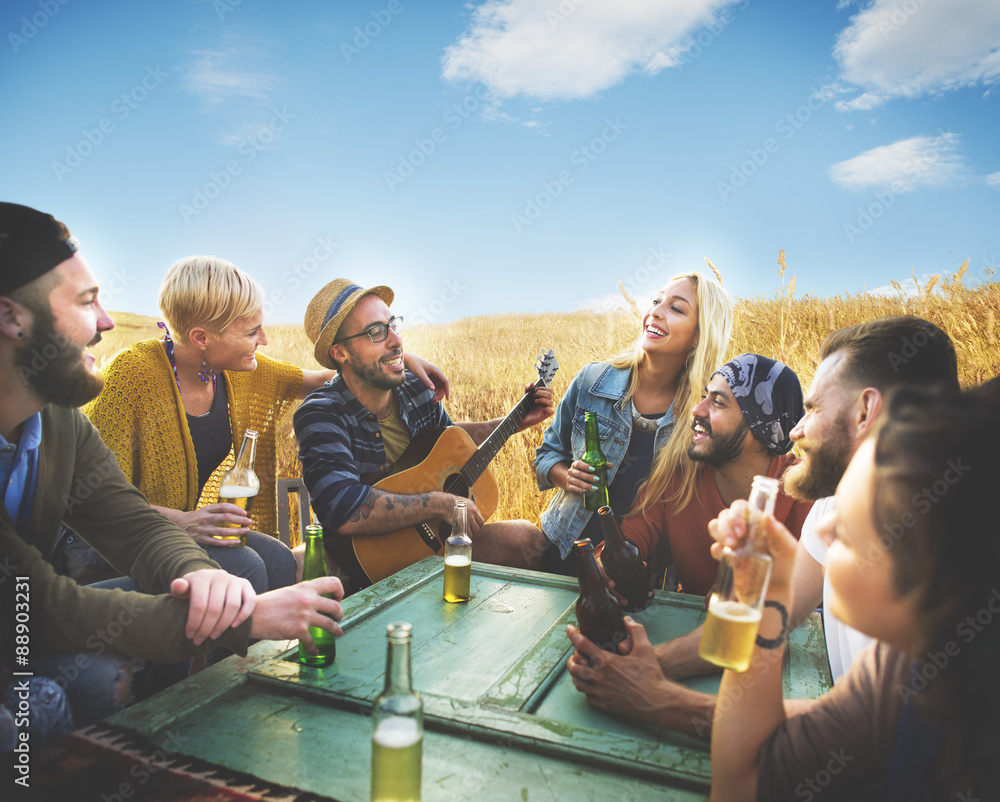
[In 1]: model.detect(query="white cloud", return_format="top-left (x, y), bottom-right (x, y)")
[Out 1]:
top-left (574, 291), bottom-right (652, 314)
top-left (441, 0), bottom-right (744, 101)
top-left (828, 133), bottom-right (966, 192)
top-left (867, 274), bottom-right (932, 298)
top-left (184, 46), bottom-right (278, 106)
top-left (834, 91), bottom-right (886, 112)
top-left (985, 171), bottom-right (1000, 189)
top-left (834, 0), bottom-right (1000, 108)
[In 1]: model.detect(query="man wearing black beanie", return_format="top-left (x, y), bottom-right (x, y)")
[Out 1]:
top-left (0, 203), bottom-right (344, 745)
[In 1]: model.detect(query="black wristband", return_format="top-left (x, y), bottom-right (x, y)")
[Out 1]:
top-left (755, 599), bottom-right (789, 650)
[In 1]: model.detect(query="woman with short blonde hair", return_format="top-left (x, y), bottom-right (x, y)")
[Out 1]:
top-left (69, 255), bottom-right (447, 595)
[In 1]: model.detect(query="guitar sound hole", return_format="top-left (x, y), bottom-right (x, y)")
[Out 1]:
top-left (442, 475), bottom-right (470, 498)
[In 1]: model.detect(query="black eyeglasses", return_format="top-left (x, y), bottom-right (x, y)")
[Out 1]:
top-left (334, 316), bottom-right (403, 345)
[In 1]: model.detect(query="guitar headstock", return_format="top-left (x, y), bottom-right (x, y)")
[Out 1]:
top-left (534, 349), bottom-right (559, 387)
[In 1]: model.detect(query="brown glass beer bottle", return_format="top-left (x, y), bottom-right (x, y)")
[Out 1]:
top-left (574, 538), bottom-right (628, 655)
top-left (597, 506), bottom-right (653, 613)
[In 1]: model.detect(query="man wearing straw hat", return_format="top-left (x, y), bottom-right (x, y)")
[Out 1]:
top-left (296, 278), bottom-right (555, 593)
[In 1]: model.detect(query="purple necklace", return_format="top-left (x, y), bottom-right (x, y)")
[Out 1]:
top-left (158, 322), bottom-right (217, 393)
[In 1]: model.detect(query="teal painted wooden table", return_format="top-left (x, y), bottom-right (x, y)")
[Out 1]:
top-left (109, 558), bottom-right (831, 801)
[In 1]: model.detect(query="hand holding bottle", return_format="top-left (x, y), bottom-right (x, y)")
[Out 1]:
top-left (562, 459), bottom-right (616, 496)
top-left (707, 499), bottom-right (799, 594)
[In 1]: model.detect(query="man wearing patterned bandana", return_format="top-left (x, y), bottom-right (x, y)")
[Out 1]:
top-left (621, 353), bottom-right (812, 599)
top-left (564, 353), bottom-right (814, 732)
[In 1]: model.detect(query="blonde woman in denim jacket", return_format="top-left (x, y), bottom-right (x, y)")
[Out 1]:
top-left (533, 273), bottom-right (732, 575)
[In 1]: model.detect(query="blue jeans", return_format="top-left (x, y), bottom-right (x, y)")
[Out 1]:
top-left (32, 576), bottom-right (190, 728)
top-left (1, 677), bottom-right (74, 752)
top-left (53, 526), bottom-right (296, 594)
top-left (199, 530), bottom-right (296, 594)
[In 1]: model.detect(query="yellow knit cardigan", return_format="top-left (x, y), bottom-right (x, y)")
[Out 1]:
top-left (84, 339), bottom-right (304, 536)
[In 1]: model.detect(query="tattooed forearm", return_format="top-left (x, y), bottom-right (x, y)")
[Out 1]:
top-left (348, 494), bottom-right (378, 524)
top-left (343, 489), bottom-right (436, 535)
top-left (385, 493), bottom-right (433, 511)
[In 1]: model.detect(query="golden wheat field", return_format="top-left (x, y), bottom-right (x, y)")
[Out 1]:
top-left (92, 260), bottom-right (1000, 536)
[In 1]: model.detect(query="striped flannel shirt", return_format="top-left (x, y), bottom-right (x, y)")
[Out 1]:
top-left (293, 373), bottom-right (452, 534)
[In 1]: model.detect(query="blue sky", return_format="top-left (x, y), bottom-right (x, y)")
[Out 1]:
top-left (2, 0), bottom-right (998, 325)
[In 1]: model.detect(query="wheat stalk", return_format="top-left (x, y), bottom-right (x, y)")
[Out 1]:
top-left (705, 257), bottom-right (724, 286)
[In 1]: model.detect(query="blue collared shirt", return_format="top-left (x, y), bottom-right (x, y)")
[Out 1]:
top-left (0, 412), bottom-right (42, 533)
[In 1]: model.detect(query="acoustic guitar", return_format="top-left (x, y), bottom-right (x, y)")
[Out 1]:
top-left (351, 349), bottom-right (559, 584)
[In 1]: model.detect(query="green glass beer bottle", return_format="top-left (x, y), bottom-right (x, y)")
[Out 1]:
top-left (298, 523), bottom-right (336, 666)
top-left (597, 506), bottom-right (653, 613)
top-left (371, 622), bottom-right (423, 802)
top-left (582, 411), bottom-right (608, 511)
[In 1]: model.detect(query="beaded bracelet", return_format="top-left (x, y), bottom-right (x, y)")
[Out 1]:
top-left (755, 599), bottom-right (789, 650)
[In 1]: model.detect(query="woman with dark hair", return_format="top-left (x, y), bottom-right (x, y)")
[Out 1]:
top-left (708, 378), bottom-right (1000, 801)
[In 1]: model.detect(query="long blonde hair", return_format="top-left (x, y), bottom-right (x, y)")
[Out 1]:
top-left (614, 271), bottom-right (733, 518)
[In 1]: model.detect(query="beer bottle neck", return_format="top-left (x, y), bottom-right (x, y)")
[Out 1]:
top-left (452, 503), bottom-right (469, 542)
top-left (741, 477), bottom-right (779, 555)
top-left (302, 533), bottom-right (326, 581)
top-left (385, 637), bottom-right (414, 695)
top-left (235, 432), bottom-right (258, 471)
top-left (597, 507), bottom-right (625, 550)
top-left (584, 416), bottom-right (601, 452)
top-left (575, 543), bottom-right (607, 595)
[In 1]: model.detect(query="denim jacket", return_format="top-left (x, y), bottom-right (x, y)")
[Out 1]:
top-left (534, 362), bottom-right (675, 558)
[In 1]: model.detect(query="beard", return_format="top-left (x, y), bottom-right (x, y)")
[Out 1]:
top-left (688, 417), bottom-right (749, 468)
top-left (343, 343), bottom-right (406, 391)
top-left (14, 301), bottom-right (104, 408)
top-left (783, 412), bottom-right (853, 501)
